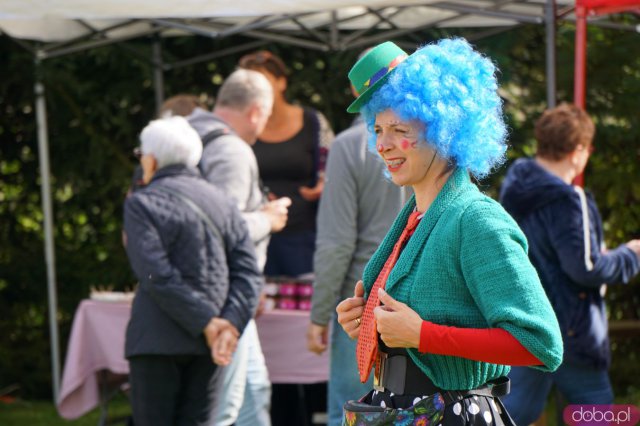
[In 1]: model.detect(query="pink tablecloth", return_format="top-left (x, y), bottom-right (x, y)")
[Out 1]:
top-left (255, 309), bottom-right (329, 384)
top-left (57, 300), bottom-right (130, 419)
top-left (57, 300), bottom-right (328, 419)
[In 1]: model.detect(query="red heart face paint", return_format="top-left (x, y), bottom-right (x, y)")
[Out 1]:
top-left (377, 144), bottom-right (384, 153)
top-left (400, 139), bottom-right (418, 151)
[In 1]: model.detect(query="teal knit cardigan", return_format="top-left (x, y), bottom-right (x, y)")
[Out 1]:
top-left (362, 168), bottom-right (563, 391)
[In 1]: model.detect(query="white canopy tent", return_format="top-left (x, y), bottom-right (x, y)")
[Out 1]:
top-left (1, 0), bottom-right (638, 402)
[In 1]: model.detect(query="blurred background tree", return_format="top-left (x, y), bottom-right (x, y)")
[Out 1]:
top-left (0, 23), bottom-right (638, 400)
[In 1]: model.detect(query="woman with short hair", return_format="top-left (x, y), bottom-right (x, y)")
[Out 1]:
top-left (124, 116), bottom-right (262, 426)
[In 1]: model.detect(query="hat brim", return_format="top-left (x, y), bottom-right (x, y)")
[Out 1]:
top-left (346, 71), bottom-right (393, 113)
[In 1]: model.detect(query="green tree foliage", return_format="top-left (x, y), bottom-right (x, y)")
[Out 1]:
top-left (476, 24), bottom-right (640, 396)
top-left (0, 25), bottom-right (638, 400)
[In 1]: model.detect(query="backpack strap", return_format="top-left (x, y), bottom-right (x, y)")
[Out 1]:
top-left (201, 127), bottom-right (234, 147)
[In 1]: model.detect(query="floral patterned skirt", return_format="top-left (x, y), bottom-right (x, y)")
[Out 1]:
top-left (343, 388), bottom-right (514, 426)
top-left (343, 390), bottom-right (445, 426)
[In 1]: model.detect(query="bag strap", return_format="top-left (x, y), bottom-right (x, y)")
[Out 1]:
top-left (201, 127), bottom-right (234, 147)
top-left (153, 185), bottom-right (224, 247)
top-left (573, 185), bottom-right (594, 272)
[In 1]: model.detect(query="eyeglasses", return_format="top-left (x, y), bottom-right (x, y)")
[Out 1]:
top-left (133, 147), bottom-right (142, 160)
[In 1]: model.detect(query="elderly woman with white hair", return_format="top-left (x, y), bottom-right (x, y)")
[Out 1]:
top-left (123, 116), bottom-right (263, 426)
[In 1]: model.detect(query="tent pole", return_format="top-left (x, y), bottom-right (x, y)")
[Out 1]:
top-left (574, 4), bottom-right (587, 109)
top-left (153, 37), bottom-right (164, 114)
top-left (35, 53), bottom-right (61, 403)
top-left (545, 0), bottom-right (557, 108)
top-left (573, 2), bottom-right (588, 187)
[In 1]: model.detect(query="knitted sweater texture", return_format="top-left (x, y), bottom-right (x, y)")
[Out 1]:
top-left (362, 168), bottom-right (563, 390)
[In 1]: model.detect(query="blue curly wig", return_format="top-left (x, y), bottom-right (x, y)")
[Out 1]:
top-left (360, 38), bottom-right (507, 178)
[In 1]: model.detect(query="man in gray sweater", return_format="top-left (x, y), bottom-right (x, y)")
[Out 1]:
top-left (176, 69), bottom-right (289, 426)
top-left (196, 70), bottom-right (289, 426)
top-left (307, 116), bottom-right (408, 426)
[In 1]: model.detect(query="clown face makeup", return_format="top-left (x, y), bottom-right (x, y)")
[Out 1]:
top-left (374, 109), bottom-right (439, 191)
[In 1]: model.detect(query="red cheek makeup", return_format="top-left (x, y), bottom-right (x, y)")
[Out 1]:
top-left (400, 139), bottom-right (417, 150)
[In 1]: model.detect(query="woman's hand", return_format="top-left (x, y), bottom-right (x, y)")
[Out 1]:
top-left (204, 317), bottom-right (239, 365)
top-left (212, 328), bottom-right (238, 366)
top-left (374, 288), bottom-right (422, 349)
top-left (336, 280), bottom-right (365, 339)
top-left (299, 177), bottom-right (325, 201)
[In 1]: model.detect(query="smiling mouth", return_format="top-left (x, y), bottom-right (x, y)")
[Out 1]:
top-left (385, 158), bottom-right (405, 169)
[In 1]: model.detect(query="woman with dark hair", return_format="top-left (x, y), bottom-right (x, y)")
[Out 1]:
top-left (336, 39), bottom-right (563, 425)
top-left (238, 50), bottom-right (334, 278)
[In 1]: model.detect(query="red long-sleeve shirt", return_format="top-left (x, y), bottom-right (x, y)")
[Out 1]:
top-left (418, 321), bottom-right (542, 366)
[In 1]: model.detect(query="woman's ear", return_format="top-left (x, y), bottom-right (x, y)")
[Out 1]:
top-left (141, 155), bottom-right (158, 184)
top-left (276, 76), bottom-right (287, 95)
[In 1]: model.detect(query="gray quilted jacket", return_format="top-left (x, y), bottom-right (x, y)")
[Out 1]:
top-left (123, 165), bottom-right (262, 357)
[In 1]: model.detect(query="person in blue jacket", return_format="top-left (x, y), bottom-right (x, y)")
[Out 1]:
top-left (124, 116), bottom-right (263, 426)
top-left (500, 102), bottom-right (640, 424)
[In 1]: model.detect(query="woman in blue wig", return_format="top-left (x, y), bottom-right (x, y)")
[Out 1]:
top-left (335, 39), bottom-right (563, 425)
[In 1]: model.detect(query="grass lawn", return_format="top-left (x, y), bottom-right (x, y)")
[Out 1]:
top-left (1, 390), bottom-right (637, 425)
top-left (0, 393), bottom-right (131, 426)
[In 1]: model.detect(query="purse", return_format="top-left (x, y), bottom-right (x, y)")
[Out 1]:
top-left (342, 391), bottom-right (445, 426)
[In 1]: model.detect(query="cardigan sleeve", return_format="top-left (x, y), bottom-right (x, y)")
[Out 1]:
top-left (459, 199), bottom-right (563, 372)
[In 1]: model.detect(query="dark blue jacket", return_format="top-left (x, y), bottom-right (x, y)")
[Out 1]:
top-left (500, 158), bottom-right (639, 368)
top-left (123, 165), bottom-right (262, 358)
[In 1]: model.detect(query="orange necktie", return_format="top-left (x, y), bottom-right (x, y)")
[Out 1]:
top-left (356, 211), bottom-right (422, 383)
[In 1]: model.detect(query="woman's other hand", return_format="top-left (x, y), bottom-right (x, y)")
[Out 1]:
top-left (299, 177), bottom-right (325, 201)
top-left (374, 288), bottom-right (422, 349)
top-left (336, 280), bottom-right (365, 339)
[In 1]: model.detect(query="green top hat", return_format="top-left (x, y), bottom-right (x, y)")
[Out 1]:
top-left (347, 41), bottom-right (408, 113)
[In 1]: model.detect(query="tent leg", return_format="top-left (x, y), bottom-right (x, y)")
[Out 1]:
top-left (153, 37), bottom-right (164, 115)
top-left (574, 4), bottom-right (587, 109)
top-left (545, 0), bottom-right (557, 108)
top-left (573, 3), bottom-right (588, 187)
top-left (35, 55), bottom-right (61, 404)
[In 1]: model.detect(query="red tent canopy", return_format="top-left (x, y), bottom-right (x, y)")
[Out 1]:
top-left (578, 0), bottom-right (640, 15)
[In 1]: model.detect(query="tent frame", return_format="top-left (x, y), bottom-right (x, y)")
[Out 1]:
top-left (2, 0), bottom-right (637, 402)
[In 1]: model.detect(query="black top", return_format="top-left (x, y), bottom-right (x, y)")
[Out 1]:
top-left (252, 108), bottom-right (319, 234)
